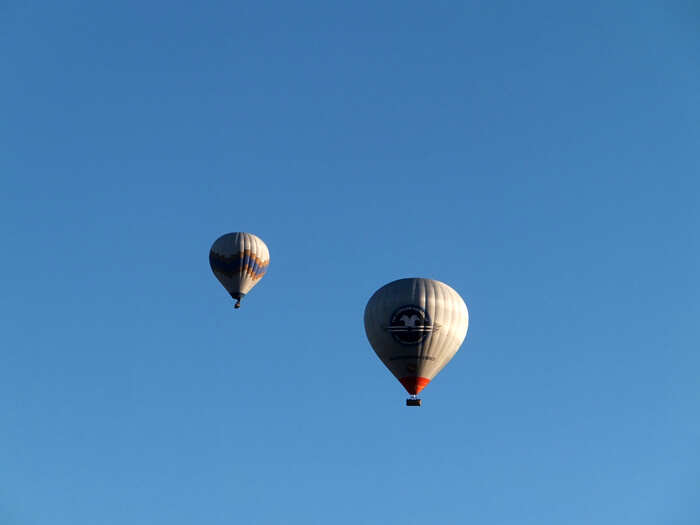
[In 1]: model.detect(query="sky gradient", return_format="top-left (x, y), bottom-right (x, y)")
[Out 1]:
top-left (2, 2), bottom-right (700, 523)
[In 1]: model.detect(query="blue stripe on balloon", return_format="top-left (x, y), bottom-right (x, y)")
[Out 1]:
top-left (210, 251), bottom-right (268, 279)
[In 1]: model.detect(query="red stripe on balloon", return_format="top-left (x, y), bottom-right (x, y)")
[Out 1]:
top-left (399, 376), bottom-right (431, 395)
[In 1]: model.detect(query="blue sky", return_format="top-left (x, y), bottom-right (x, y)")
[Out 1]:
top-left (2, 1), bottom-right (700, 523)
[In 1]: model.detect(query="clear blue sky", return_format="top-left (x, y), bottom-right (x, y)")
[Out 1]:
top-left (2, 1), bottom-right (700, 523)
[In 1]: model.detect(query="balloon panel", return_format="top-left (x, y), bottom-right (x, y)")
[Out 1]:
top-left (364, 278), bottom-right (468, 395)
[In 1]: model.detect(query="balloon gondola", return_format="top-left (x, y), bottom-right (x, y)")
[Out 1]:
top-left (406, 396), bottom-right (421, 407)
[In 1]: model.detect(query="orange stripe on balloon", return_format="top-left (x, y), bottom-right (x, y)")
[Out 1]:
top-left (399, 376), bottom-right (431, 395)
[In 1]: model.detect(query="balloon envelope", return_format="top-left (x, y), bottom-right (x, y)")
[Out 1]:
top-left (210, 232), bottom-right (269, 308)
top-left (364, 278), bottom-right (468, 396)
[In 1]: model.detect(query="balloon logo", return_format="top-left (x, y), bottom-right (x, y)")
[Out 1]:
top-left (385, 304), bottom-right (435, 345)
top-left (210, 232), bottom-right (269, 309)
top-left (364, 278), bottom-right (469, 406)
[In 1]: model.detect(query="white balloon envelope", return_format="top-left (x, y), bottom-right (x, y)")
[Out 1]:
top-left (364, 278), bottom-right (468, 404)
top-left (210, 232), bottom-right (269, 308)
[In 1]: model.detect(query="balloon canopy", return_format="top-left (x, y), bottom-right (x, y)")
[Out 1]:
top-left (210, 232), bottom-right (269, 308)
top-left (364, 278), bottom-right (468, 402)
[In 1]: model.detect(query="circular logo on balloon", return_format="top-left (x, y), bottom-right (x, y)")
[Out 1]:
top-left (406, 363), bottom-right (418, 374)
top-left (383, 305), bottom-right (435, 345)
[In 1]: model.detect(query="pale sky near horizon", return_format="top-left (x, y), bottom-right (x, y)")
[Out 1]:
top-left (2, 2), bottom-right (700, 523)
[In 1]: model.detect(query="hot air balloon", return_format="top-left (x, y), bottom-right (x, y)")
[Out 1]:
top-left (364, 278), bottom-right (468, 406)
top-left (210, 232), bottom-right (269, 308)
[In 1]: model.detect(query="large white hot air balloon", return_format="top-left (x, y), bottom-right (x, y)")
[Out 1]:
top-left (364, 278), bottom-right (469, 406)
top-left (210, 232), bottom-right (269, 308)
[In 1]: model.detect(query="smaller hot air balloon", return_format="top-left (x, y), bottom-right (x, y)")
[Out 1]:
top-left (364, 278), bottom-right (469, 406)
top-left (210, 232), bottom-right (269, 308)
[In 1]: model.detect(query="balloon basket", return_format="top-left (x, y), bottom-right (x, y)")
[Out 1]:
top-left (406, 397), bottom-right (421, 407)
